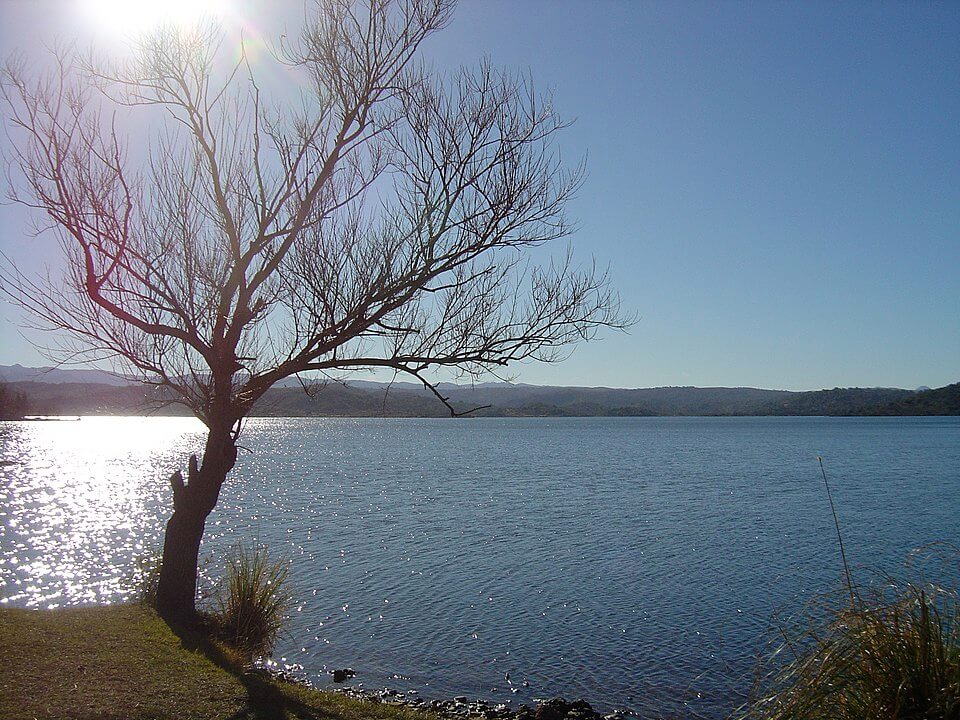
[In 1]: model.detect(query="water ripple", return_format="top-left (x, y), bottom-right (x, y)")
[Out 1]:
top-left (1, 416), bottom-right (958, 718)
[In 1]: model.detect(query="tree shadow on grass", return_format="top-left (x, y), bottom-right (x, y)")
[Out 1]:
top-left (165, 617), bottom-right (330, 720)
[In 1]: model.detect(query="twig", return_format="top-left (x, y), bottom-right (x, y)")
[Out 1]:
top-left (818, 456), bottom-right (856, 608)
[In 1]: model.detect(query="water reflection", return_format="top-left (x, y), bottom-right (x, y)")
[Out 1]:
top-left (0, 416), bottom-right (205, 607)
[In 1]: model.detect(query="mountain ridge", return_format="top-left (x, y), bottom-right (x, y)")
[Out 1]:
top-left (3, 365), bottom-right (957, 417)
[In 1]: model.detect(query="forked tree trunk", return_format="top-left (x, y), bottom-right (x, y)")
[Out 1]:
top-left (155, 421), bottom-right (238, 623)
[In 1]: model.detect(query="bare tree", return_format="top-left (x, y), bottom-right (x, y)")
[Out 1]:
top-left (1, 0), bottom-right (629, 622)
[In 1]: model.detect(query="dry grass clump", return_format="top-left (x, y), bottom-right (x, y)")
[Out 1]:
top-left (211, 544), bottom-right (290, 658)
top-left (737, 579), bottom-right (959, 720)
top-left (738, 460), bottom-right (959, 720)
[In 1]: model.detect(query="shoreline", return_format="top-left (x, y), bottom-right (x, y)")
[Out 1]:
top-left (0, 604), bottom-right (662, 720)
top-left (252, 658), bottom-right (638, 720)
top-left (330, 686), bottom-right (631, 720)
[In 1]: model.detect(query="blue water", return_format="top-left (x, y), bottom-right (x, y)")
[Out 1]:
top-left (1, 416), bottom-right (958, 718)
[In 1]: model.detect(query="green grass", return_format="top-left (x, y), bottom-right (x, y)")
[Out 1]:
top-left (0, 603), bottom-right (436, 720)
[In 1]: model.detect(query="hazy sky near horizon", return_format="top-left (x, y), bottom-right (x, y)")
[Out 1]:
top-left (0, 0), bottom-right (957, 391)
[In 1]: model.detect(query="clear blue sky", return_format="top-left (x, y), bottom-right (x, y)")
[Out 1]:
top-left (1, 0), bottom-right (957, 391)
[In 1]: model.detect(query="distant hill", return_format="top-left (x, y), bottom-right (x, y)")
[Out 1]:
top-left (4, 381), bottom-right (185, 416)
top-left (1, 365), bottom-right (956, 417)
top-left (866, 383), bottom-right (960, 416)
top-left (0, 382), bottom-right (29, 420)
top-left (752, 387), bottom-right (916, 416)
top-left (252, 382), bottom-right (799, 417)
top-left (254, 384), bottom-right (451, 418)
top-left (440, 384), bottom-right (794, 416)
top-left (0, 364), bottom-right (132, 386)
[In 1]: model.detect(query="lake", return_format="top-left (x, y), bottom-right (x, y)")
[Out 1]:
top-left (1, 415), bottom-right (958, 718)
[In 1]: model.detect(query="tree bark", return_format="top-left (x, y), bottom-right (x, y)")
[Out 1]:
top-left (155, 421), bottom-right (238, 624)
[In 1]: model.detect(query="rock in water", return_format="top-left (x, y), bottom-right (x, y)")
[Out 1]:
top-left (332, 668), bottom-right (356, 683)
top-left (534, 698), bottom-right (601, 720)
top-left (567, 700), bottom-right (597, 720)
top-left (515, 704), bottom-right (535, 720)
top-left (535, 698), bottom-right (571, 720)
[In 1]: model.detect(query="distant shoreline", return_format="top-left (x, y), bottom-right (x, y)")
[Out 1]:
top-left (2, 376), bottom-right (958, 419)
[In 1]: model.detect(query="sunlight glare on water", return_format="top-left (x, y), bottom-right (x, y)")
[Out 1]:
top-left (1, 415), bottom-right (958, 718)
top-left (0, 416), bottom-right (205, 608)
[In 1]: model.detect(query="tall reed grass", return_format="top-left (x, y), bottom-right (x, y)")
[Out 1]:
top-left (734, 458), bottom-right (960, 719)
top-left (736, 577), bottom-right (959, 719)
top-left (212, 544), bottom-right (290, 657)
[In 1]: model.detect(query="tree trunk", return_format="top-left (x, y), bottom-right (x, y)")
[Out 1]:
top-left (155, 421), bottom-right (238, 624)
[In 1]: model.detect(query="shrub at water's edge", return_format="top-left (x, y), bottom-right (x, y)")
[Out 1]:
top-left (735, 577), bottom-right (960, 719)
top-left (208, 544), bottom-right (290, 659)
top-left (133, 543), bottom-right (291, 665)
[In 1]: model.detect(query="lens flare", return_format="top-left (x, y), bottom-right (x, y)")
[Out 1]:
top-left (81, 0), bottom-right (230, 38)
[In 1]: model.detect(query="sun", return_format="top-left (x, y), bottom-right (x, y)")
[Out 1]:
top-left (81, 0), bottom-right (230, 38)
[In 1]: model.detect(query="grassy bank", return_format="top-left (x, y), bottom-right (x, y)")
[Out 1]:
top-left (0, 604), bottom-right (432, 720)
top-left (4, 589), bottom-right (957, 719)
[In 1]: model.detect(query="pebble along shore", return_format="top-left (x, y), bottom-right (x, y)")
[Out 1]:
top-left (251, 660), bottom-right (635, 720)
top-left (331, 687), bottom-right (634, 720)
